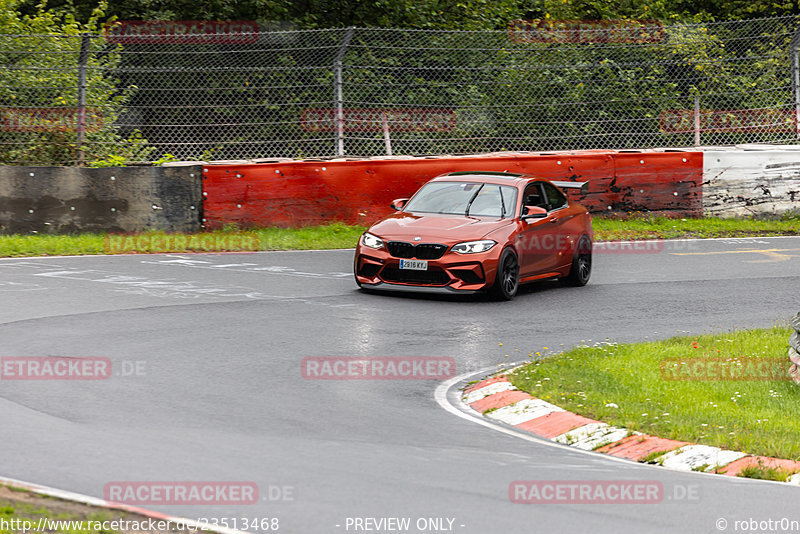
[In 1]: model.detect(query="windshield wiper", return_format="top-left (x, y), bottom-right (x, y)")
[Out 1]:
top-left (499, 188), bottom-right (507, 218)
top-left (464, 184), bottom-right (484, 217)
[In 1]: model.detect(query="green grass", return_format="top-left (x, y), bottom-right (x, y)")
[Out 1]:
top-left (507, 325), bottom-right (800, 460)
top-left (639, 450), bottom-right (669, 465)
top-left (253, 223), bottom-right (365, 250)
top-left (592, 213), bottom-right (800, 241)
top-left (0, 215), bottom-right (798, 258)
top-left (0, 492), bottom-right (120, 534)
top-left (0, 484), bottom-right (207, 533)
top-left (0, 223), bottom-right (367, 257)
top-left (738, 463), bottom-right (797, 481)
top-left (0, 233), bottom-right (107, 257)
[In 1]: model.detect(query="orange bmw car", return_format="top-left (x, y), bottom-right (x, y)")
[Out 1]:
top-left (354, 171), bottom-right (593, 300)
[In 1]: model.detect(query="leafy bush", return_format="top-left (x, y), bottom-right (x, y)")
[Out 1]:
top-left (0, 0), bottom-right (151, 166)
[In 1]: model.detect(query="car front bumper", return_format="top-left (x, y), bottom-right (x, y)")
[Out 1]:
top-left (354, 243), bottom-right (502, 293)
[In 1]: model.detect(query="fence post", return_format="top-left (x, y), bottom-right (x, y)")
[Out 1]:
top-left (791, 27), bottom-right (800, 140)
top-left (381, 111), bottom-right (393, 155)
top-left (693, 95), bottom-right (700, 147)
top-left (333, 27), bottom-right (355, 157)
top-left (76, 33), bottom-right (91, 166)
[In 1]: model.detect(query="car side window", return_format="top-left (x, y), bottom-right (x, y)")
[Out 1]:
top-left (542, 182), bottom-right (567, 211)
top-left (522, 183), bottom-right (546, 210)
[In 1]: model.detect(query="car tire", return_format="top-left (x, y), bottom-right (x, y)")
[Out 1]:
top-left (562, 235), bottom-right (592, 287)
top-left (490, 248), bottom-right (519, 301)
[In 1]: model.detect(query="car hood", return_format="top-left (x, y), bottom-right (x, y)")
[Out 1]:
top-left (368, 212), bottom-right (513, 242)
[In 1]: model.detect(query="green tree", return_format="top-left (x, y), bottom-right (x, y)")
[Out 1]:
top-left (0, 0), bottom-right (153, 165)
top-left (14, 0), bottom-right (800, 29)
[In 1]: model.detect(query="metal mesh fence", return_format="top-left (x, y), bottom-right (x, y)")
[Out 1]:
top-left (1, 16), bottom-right (800, 165)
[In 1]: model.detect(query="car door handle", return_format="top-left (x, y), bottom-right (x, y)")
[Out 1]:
top-left (549, 217), bottom-right (558, 223)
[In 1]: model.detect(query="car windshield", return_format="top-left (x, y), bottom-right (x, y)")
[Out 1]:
top-left (403, 182), bottom-right (518, 218)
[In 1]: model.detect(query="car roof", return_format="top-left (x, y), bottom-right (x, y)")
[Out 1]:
top-left (431, 171), bottom-right (530, 186)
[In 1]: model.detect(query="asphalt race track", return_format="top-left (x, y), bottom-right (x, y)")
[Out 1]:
top-left (2, 236), bottom-right (800, 534)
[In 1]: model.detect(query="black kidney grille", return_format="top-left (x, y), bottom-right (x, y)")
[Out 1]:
top-left (387, 241), bottom-right (447, 260)
top-left (414, 244), bottom-right (448, 259)
top-left (387, 241), bottom-right (415, 258)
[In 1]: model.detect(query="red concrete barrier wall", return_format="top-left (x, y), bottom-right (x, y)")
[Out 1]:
top-left (201, 150), bottom-right (703, 228)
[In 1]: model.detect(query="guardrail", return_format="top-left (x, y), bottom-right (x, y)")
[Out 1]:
top-left (200, 149), bottom-right (703, 228)
top-left (0, 164), bottom-right (202, 233)
top-left (2, 146), bottom-right (799, 233)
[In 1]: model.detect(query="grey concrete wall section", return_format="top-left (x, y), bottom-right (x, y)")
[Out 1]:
top-left (0, 165), bottom-right (203, 233)
top-left (703, 150), bottom-right (800, 217)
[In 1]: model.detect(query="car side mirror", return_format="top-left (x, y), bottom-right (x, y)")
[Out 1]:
top-left (521, 205), bottom-right (547, 221)
top-left (391, 198), bottom-right (409, 211)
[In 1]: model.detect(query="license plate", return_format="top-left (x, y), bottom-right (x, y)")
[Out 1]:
top-left (399, 259), bottom-right (428, 271)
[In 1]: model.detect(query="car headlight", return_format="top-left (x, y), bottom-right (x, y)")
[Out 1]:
top-left (362, 232), bottom-right (384, 250)
top-left (452, 240), bottom-right (497, 254)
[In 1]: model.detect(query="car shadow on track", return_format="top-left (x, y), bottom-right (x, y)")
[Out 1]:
top-left (353, 279), bottom-right (566, 303)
